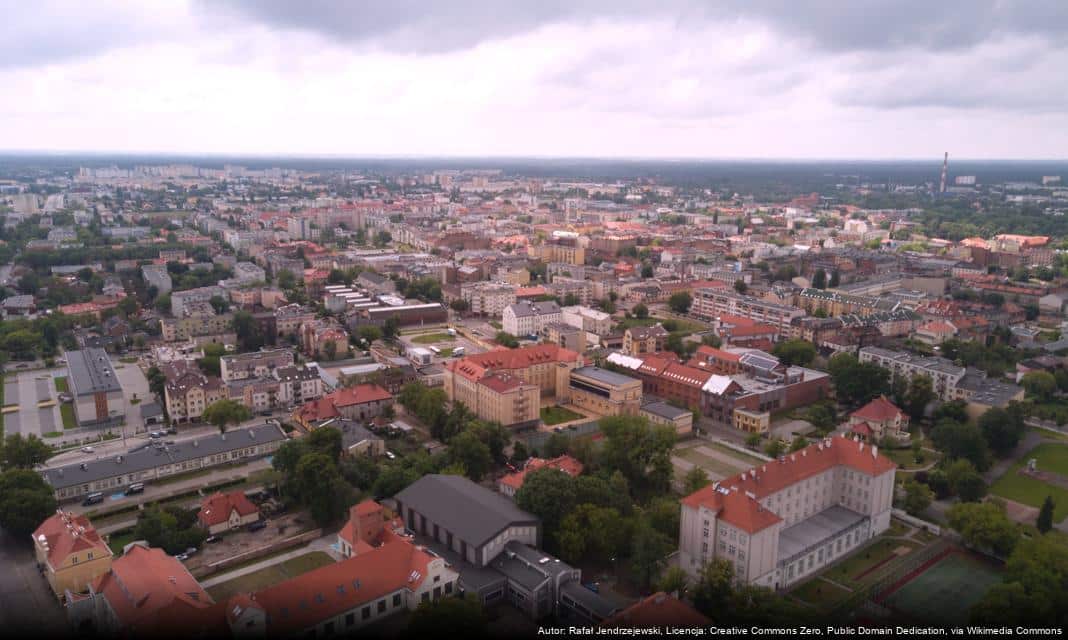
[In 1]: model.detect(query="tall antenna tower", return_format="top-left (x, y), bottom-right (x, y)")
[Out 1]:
top-left (939, 152), bottom-right (949, 194)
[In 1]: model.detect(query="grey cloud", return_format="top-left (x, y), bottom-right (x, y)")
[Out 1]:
top-left (209, 0), bottom-right (1068, 54)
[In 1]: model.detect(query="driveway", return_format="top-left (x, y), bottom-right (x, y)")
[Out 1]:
top-left (0, 527), bottom-right (67, 636)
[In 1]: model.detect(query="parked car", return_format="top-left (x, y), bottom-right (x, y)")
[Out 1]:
top-left (385, 451), bottom-right (396, 460)
top-left (81, 492), bottom-right (104, 506)
top-left (81, 446), bottom-right (95, 454)
top-left (124, 483), bottom-right (145, 495)
top-left (176, 553), bottom-right (189, 561)
top-left (184, 547), bottom-right (198, 556)
top-left (205, 535), bottom-right (221, 544)
top-left (149, 431), bottom-right (162, 439)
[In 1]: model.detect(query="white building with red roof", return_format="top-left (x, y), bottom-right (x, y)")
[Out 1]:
top-left (197, 490), bottom-right (261, 535)
top-left (679, 434), bottom-right (896, 589)
top-left (292, 383), bottom-right (393, 430)
top-left (34, 510), bottom-right (113, 599)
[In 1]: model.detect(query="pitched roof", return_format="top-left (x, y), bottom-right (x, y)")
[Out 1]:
top-left (499, 455), bottom-right (584, 490)
top-left (296, 384), bottom-right (392, 423)
top-left (33, 511), bottom-right (111, 568)
top-left (681, 434), bottom-right (896, 533)
top-left (851, 396), bottom-right (904, 423)
top-left (445, 344), bottom-right (580, 379)
top-left (395, 475), bottom-right (539, 547)
top-left (198, 491), bottom-right (259, 527)
top-left (601, 592), bottom-right (711, 628)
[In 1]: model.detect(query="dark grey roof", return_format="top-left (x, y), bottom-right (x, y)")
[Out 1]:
top-left (493, 541), bottom-right (575, 592)
top-left (560, 581), bottom-right (621, 619)
top-left (139, 401), bottom-right (164, 418)
top-left (641, 401), bottom-right (690, 421)
top-left (41, 423), bottom-right (286, 490)
top-left (394, 474), bottom-right (539, 548)
top-left (571, 366), bottom-right (639, 388)
top-left (66, 348), bottom-right (122, 396)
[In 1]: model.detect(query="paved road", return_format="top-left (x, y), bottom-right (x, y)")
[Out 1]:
top-left (0, 527), bottom-right (68, 636)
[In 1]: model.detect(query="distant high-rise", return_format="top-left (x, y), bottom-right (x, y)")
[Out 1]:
top-left (939, 152), bottom-right (949, 194)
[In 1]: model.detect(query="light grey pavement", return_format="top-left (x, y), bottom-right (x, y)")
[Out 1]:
top-left (0, 526), bottom-right (68, 636)
top-left (3, 368), bottom-right (64, 438)
top-left (111, 357), bottom-right (150, 435)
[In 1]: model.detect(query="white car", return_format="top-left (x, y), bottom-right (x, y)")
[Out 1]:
top-left (81, 446), bottom-right (94, 453)
top-left (385, 451), bottom-right (396, 460)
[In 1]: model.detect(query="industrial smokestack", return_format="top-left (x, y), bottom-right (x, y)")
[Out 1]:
top-left (939, 152), bottom-right (949, 194)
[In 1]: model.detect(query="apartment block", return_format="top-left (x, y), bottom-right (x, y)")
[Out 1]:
top-left (140, 264), bottom-right (172, 295)
top-left (220, 347), bottom-right (295, 382)
top-left (561, 305), bottom-right (613, 337)
top-left (502, 300), bottom-right (562, 337)
top-left (691, 289), bottom-right (805, 336)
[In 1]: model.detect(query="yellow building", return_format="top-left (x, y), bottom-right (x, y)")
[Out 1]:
top-left (531, 242), bottom-right (585, 266)
top-left (563, 366), bottom-right (642, 417)
top-left (33, 511), bottom-right (113, 600)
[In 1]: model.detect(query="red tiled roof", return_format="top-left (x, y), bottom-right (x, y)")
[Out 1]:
top-left (499, 455), bottom-right (584, 490)
top-left (681, 434), bottom-right (896, 533)
top-left (478, 372), bottom-right (527, 393)
top-left (695, 345), bottom-right (741, 362)
top-left (198, 491), bottom-right (259, 527)
top-left (249, 534), bottom-right (434, 637)
top-left (601, 592), bottom-right (711, 628)
top-left (851, 396), bottom-right (903, 423)
top-left (296, 384), bottom-right (392, 423)
top-left (34, 511), bottom-right (111, 568)
top-left (446, 344), bottom-right (580, 378)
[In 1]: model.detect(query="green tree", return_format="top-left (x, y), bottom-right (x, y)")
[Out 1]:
top-left (515, 467), bottom-right (577, 547)
top-left (828, 354), bottom-right (890, 407)
top-left (657, 565), bottom-right (690, 597)
top-left (812, 268), bottom-right (827, 289)
top-left (0, 469), bottom-right (58, 538)
top-left (201, 399), bottom-right (252, 434)
top-left (764, 439), bottom-right (787, 458)
top-left (599, 415), bottom-right (676, 495)
top-left (232, 310), bottom-right (266, 351)
top-left (903, 479), bottom-right (933, 515)
top-left (494, 331), bottom-right (519, 348)
top-left (931, 419), bottom-right (991, 471)
top-left (407, 594), bottom-right (487, 639)
top-left (1037, 496), bottom-right (1055, 534)
top-left (293, 452), bottom-right (352, 526)
top-left (630, 521), bottom-right (673, 590)
top-left (771, 339), bottom-right (816, 366)
top-left (733, 280), bottom-right (748, 294)
top-left (971, 535), bottom-right (1068, 626)
top-left (829, 269), bottom-right (841, 287)
top-left (1021, 371), bottom-right (1057, 401)
top-left (978, 406), bottom-right (1026, 457)
top-left (683, 466), bottom-right (711, 494)
top-left (1, 434), bottom-right (54, 470)
top-left (668, 292), bottom-right (693, 314)
top-left (903, 375), bottom-right (934, 421)
top-left (633, 303), bottom-right (649, 319)
top-left (446, 431), bottom-right (493, 482)
top-left (692, 558), bottom-right (735, 618)
top-left (947, 501), bottom-right (1020, 557)
top-left (357, 325), bottom-right (382, 344)
top-left (147, 365), bottom-right (166, 398)
top-left (371, 464), bottom-right (419, 497)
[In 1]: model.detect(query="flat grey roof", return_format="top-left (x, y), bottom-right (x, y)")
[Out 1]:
top-left (66, 348), bottom-right (122, 396)
top-left (777, 505), bottom-right (866, 563)
top-left (560, 581), bottom-right (620, 619)
top-left (395, 475), bottom-right (539, 548)
top-left (42, 423), bottom-right (287, 490)
top-left (572, 366), bottom-right (639, 388)
top-left (641, 401), bottom-right (690, 421)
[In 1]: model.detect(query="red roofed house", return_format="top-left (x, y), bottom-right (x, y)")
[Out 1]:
top-left (498, 455), bottom-right (585, 498)
top-left (293, 383), bottom-right (393, 430)
top-left (68, 543), bottom-right (223, 638)
top-left (848, 396), bottom-right (909, 443)
top-left (914, 320), bottom-right (958, 346)
top-left (197, 491), bottom-right (261, 535)
top-left (679, 434), bottom-right (896, 589)
top-left (34, 510), bottom-right (113, 599)
top-left (601, 592), bottom-right (711, 629)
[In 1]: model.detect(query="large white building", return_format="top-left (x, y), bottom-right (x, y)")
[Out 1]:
top-left (460, 281), bottom-right (516, 317)
top-left (65, 348), bottom-right (126, 429)
top-left (560, 305), bottom-right (613, 337)
top-left (502, 300), bottom-right (561, 337)
top-left (679, 434), bottom-right (895, 590)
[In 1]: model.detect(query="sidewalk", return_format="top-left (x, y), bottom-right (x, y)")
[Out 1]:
top-left (199, 534), bottom-right (339, 588)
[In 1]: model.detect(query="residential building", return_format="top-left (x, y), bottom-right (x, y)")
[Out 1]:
top-left (220, 348), bottom-right (295, 382)
top-left (293, 384), bottom-right (393, 430)
top-left (65, 348), bottom-right (126, 428)
top-left (141, 264), bottom-right (172, 295)
top-left (913, 321), bottom-right (958, 346)
top-left (691, 289), bottom-right (806, 336)
top-left (41, 424), bottom-right (287, 501)
top-left (622, 324), bottom-right (669, 356)
top-left (170, 285), bottom-right (226, 317)
top-left (357, 271), bottom-right (396, 295)
top-left (159, 304), bottom-right (234, 342)
top-left (679, 435), bottom-right (896, 589)
top-left (848, 396), bottom-right (909, 443)
top-left (531, 240), bottom-right (585, 265)
top-left (502, 300), bottom-right (562, 337)
top-left (300, 317), bottom-right (349, 360)
top-left (33, 511), bottom-right (113, 599)
top-left (458, 281), bottom-right (517, 317)
top-left (159, 360), bottom-right (225, 424)
top-left (196, 491), bottom-right (261, 535)
top-left (275, 303), bottom-right (316, 339)
top-left (541, 322), bottom-right (586, 354)
top-left (563, 366), bottom-right (642, 417)
top-left (498, 455), bottom-right (584, 498)
top-left (561, 305), bottom-right (613, 337)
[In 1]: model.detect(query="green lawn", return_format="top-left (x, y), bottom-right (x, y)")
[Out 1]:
top-left (107, 530), bottom-right (138, 555)
top-left (990, 443), bottom-right (1068, 522)
top-left (489, 320), bottom-right (502, 330)
top-left (824, 538), bottom-right (920, 587)
top-left (882, 446), bottom-right (941, 471)
top-left (438, 347), bottom-right (454, 358)
top-left (54, 376), bottom-right (69, 393)
top-left (42, 431), bottom-right (63, 438)
top-left (540, 405), bottom-right (584, 426)
top-left (60, 402), bottom-right (78, 430)
top-left (119, 357), bottom-right (138, 364)
top-left (410, 332), bottom-right (455, 344)
top-left (206, 551), bottom-right (335, 601)
top-left (704, 441), bottom-right (767, 467)
top-left (790, 577), bottom-right (852, 609)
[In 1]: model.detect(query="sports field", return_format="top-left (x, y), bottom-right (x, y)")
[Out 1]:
top-left (881, 552), bottom-right (1002, 624)
top-left (990, 443), bottom-right (1068, 522)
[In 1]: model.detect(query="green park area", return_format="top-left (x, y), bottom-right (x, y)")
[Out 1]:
top-left (206, 552), bottom-right (336, 601)
top-left (540, 406), bottom-right (584, 426)
top-left (990, 443), bottom-right (1068, 522)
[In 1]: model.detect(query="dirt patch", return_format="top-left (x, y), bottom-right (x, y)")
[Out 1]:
top-left (1001, 498), bottom-right (1040, 524)
top-left (184, 512), bottom-right (313, 571)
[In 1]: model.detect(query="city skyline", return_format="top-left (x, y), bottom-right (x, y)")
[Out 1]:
top-left (2, 0), bottom-right (1067, 159)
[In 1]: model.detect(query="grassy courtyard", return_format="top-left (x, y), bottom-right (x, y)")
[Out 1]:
top-left (790, 577), bottom-right (852, 609)
top-left (206, 551), bottom-right (336, 601)
top-left (823, 538), bottom-right (921, 588)
top-left (410, 332), bottom-right (455, 344)
top-left (990, 443), bottom-right (1068, 522)
top-left (54, 376), bottom-right (69, 393)
top-left (540, 405), bottom-right (584, 426)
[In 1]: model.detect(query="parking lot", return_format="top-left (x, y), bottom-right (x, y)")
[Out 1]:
top-left (2, 368), bottom-right (64, 438)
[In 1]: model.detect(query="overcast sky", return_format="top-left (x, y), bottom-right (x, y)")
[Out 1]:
top-left (2, 0), bottom-right (1067, 159)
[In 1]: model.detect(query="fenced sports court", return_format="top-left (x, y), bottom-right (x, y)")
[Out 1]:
top-left (876, 549), bottom-right (1003, 624)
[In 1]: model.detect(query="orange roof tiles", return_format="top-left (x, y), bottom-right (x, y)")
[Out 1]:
top-left (198, 491), bottom-right (260, 527)
top-left (34, 511), bottom-right (111, 568)
top-left (499, 455), bottom-right (584, 490)
top-left (296, 384), bottom-right (392, 423)
top-left (682, 435), bottom-right (896, 533)
top-left (851, 396), bottom-right (904, 423)
top-left (446, 344), bottom-right (580, 379)
top-left (602, 592), bottom-right (711, 628)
